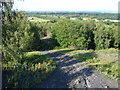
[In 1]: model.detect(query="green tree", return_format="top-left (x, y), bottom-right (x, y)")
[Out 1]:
top-left (2, 2), bottom-right (34, 63)
top-left (51, 19), bottom-right (96, 49)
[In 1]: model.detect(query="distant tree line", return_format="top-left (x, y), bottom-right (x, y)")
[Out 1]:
top-left (26, 12), bottom-right (118, 20)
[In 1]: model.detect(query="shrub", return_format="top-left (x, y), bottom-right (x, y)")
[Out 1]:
top-left (2, 52), bottom-right (56, 88)
top-left (51, 19), bottom-right (118, 50)
top-left (2, 11), bottom-right (34, 63)
top-left (94, 23), bottom-right (118, 49)
top-left (51, 19), bottom-right (96, 49)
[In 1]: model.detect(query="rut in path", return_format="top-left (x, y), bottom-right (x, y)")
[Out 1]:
top-left (35, 50), bottom-right (118, 88)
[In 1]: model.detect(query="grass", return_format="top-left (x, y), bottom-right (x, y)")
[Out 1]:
top-left (74, 52), bottom-right (96, 62)
top-left (29, 17), bottom-right (50, 22)
top-left (2, 48), bottom-right (119, 88)
top-left (53, 48), bottom-right (119, 80)
top-left (96, 49), bottom-right (118, 54)
top-left (2, 51), bottom-right (56, 88)
top-left (52, 48), bottom-right (75, 53)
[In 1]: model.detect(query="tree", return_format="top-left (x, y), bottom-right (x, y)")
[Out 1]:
top-left (51, 19), bottom-right (96, 49)
top-left (2, 1), bottom-right (34, 63)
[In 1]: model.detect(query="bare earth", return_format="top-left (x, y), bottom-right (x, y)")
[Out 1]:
top-left (35, 50), bottom-right (118, 88)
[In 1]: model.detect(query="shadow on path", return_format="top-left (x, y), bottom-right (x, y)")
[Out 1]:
top-left (35, 50), bottom-right (118, 88)
top-left (35, 50), bottom-right (94, 88)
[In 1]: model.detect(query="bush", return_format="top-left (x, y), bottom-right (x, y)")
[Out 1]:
top-left (51, 19), bottom-right (118, 50)
top-left (2, 11), bottom-right (34, 63)
top-left (2, 52), bottom-right (56, 88)
top-left (51, 19), bottom-right (96, 49)
top-left (94, 23), bottom-right (118, 49)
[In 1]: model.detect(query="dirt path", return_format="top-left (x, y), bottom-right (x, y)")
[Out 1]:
top-left (35, 50), bottom-right (118, 88)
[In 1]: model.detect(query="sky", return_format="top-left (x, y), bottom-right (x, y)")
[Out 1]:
top-left (13, 0), bottom-right (119, 12)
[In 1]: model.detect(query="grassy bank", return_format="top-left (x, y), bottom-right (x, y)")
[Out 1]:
top-left (53, 48), bottom-right (119, 80)
top-left (2, 51), bottom-right (56, 88)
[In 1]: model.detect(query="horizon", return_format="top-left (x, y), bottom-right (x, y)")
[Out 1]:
top-left (24, 10), bottom-right (118, 13)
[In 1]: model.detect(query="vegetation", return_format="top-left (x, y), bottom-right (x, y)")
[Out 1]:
top-left (51, 19), bottom-right (118, 50)
top-left (2, 1), bottom-right (119, 88)
top-left (29, 17), bottom-right (50, 22)
top-left (26, 12), bottom-right (118, 20)
top-left (2, 2), bottom-right (56, 88)
top-left (54, 48), bottom-right (119, 80)
top-left (84, 50), bottom-right (118, 80)
top-left (3, 51), bottom-right (56, 88)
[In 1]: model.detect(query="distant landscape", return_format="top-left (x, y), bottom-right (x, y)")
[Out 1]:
top-left (2, 1), bottom-right (119, 89)
top-left (26, 11), bottom-right (118, 20)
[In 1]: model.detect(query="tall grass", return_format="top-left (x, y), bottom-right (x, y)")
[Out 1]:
top-left (2, 51), bottom-right (56, 88)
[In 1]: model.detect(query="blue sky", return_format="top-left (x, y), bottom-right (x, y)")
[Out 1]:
top-left (13, 0), bottom-right (119, 12)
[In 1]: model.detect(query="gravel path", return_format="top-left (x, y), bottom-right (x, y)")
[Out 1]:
top-left (35, 50), bottom-right (118, 88)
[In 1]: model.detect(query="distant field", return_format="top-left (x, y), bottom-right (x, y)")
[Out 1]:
top-left (28, 17), bottom-right (50, 22)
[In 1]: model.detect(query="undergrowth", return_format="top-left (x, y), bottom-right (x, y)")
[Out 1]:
top-left (2, 51), bottom-right (56, 88)
top-left (55, 48), bottom-right (119, 80)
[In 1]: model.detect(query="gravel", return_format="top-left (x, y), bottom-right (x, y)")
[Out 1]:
top-left (35, 50), bottom-right (118, 88)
